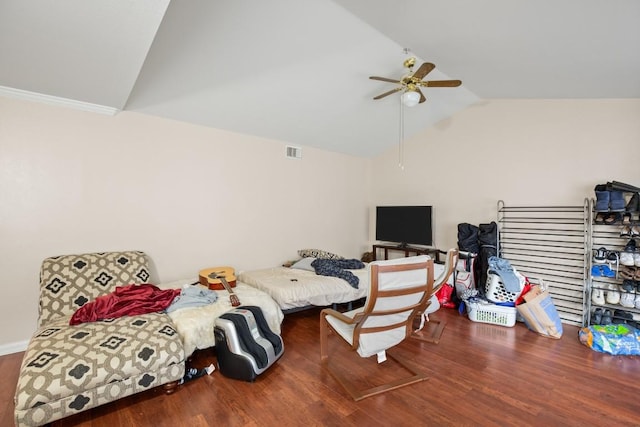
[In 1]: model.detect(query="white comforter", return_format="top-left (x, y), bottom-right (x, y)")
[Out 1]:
top-left (157, 279), bottom-right (284, 357)
top-left (237, 267), bottom-right (370, 310)
top-left (238, 261), bottom-right (451, 311)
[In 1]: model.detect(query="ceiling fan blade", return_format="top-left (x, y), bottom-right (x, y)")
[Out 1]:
top-left (417, 88), bottom-right (426, 104)
top-left (422, 79), bottom-right (462, 88)
top-left (369, 76), bottom-right (401, 84)
top-left (373, 87), bottom-right (402, 100)
top-left (412, 62), bottom-right (435, 80)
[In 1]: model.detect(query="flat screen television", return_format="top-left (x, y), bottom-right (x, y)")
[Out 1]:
top-left (375, 205), bottom-right (433, 247)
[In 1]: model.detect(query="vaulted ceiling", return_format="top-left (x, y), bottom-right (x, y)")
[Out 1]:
top-left (1, 1), bottom-right (638, 157)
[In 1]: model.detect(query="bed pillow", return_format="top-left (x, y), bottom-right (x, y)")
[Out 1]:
top-left (290, 257), bottom-right (317, 271)
top-left (298, 249), bottom-right (344, 260)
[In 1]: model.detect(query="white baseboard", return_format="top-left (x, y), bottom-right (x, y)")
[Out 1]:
top-left (0, 340), bottom-right (28, 356)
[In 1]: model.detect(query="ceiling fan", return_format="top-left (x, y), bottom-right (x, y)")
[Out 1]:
top-left (369, 57), bottom-right (462, 106)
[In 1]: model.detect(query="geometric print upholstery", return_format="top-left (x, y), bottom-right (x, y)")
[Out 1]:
top-left (38, 251), bottom-right (151, 327)
top-left (14, 251), bottom-right (185, 427)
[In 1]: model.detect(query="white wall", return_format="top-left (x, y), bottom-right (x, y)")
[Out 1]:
top-left (0, 97), bottom-right (371, 349)
top-left (370, 99), bottom-right (640, 251)
top-left (3, 97), bottom-right (639, 352)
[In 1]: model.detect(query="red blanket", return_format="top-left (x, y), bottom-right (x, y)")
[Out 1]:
top-left (70, 284), bottom-right (181, 325)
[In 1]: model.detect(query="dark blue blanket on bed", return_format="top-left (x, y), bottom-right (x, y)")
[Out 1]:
top-left (311, 258), bottom-right (365, 288)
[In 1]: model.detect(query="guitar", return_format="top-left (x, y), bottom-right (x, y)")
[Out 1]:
top-left (199, 267), bottom-right (237, 289)
top-left (198, 267), bottom-right (240, 307)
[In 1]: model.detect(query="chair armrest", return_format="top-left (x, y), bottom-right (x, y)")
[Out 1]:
top-left (320, 308), bottom-right (362, 324)
top-left (434, 249), bottom-right (458, 287)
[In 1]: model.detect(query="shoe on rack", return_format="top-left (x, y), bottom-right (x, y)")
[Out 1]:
top-left (600, 265), bottom-right (616, 278)
top-left (635, 252), bottom-right (640, 267)
top-left (621, 279), bottom-right (635, 292)
top-left (620, 251), bottom-right (635, 267)
top-left (594, 190), bottom-right (610, 212)
top-left (591, 288), bottom-right (605, 305)
top-left (594, 212), bottom-right (607, 224)
top-left (620, 266), bottom-right (635, 279)
top-left (602, 309), bottom-right (613, 325)
top-left (593, 247), bottom-right (607, 263)
top-left (620, 225), bottom-right (632, 237)
top-left (607, 250), bottom-right (619, 263)
top-left (625, 192), bottom-right (640, 213)
top-left (591, 307), bottom-right (603, 325)
top-left (635, 294), bottom-right (640, 310)
top-left (610, 191), bottom-right (626, 212)
top-left (620, 292), bottom-right (635, 308)
top-left (604, 212), bottom-right (622, 225)
top-left (591, 265), bottom-right (602, 277)
top-left (624, 239), bottom-right (637, 252)
top-left (605, 284), bottom-right (621, 305)
top-left (613, 309), bottom-right (633, 324)
top-left (620, 241), bottom-right (636, 266)
top-left (631, 225), bottom-right (640, 238)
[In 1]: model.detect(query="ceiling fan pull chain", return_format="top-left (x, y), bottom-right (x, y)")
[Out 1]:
top-left (398, 97), bottom-right (405, 170)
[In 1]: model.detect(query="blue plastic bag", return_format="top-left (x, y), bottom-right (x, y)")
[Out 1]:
top-left (579, 324), bottom-right (640, 355)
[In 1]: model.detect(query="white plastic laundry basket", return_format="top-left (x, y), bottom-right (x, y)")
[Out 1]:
top-left (485, 273), bottom-right (524, 303)
top-left (466, 300), bottom-right (517, 327)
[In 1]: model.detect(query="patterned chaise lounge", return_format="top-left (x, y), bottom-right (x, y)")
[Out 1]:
top-left (14, 251), bottom-right (186, 426)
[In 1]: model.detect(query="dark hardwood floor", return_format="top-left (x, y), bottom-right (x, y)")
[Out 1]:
top-left (3, 307), bottom-right (640, 427)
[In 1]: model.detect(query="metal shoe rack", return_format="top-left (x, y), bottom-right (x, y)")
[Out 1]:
top-left (496, 199), bottom-right (590, 326)
top-left (588, 198), bottom-right (640, 325)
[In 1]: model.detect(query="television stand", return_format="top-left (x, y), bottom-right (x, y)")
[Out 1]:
top-left (372, 244), bottom-right (441, 262)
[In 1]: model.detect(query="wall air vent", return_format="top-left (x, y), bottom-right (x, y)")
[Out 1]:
top-left (286, 146), bottom-right (302, 159)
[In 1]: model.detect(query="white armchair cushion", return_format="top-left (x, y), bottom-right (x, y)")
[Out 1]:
top-left (326, 255), bottom-right (432, 358)
top-left (325, 307), bottom-right (409, 358)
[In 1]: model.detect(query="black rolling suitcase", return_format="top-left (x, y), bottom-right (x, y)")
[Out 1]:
top-left (214, 305), bottom-right (284, 381)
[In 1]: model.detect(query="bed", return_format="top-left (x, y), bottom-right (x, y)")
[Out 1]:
top-left (237, 254), bottom-right (453, 313)
top-left (238, 265), bottom-right (370, 312)
top-left (157, 279), bottom-right (284, 357)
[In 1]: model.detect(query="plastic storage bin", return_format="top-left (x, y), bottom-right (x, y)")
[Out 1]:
top-left (466, 300), bottom-right (517, 327)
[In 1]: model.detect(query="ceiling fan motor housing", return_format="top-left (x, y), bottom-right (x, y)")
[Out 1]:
top-left (369, 59), bottom-right (461, 104)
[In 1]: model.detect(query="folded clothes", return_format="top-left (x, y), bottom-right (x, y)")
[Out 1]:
top-left (488, 256), bottom-right (520, 293)
top-left (166, 285), bottom-right (218, 313)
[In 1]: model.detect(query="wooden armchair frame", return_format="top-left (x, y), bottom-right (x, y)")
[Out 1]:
top-left (319, 257), bottom-right (435, 401)
top-left (412, 248), bottom-right (459, 344)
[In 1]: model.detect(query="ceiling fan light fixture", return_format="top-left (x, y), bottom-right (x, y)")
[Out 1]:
top-left (401, 90), bottom-right (420, 107)
top-left (370, 60), bottom-right (461, 107)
